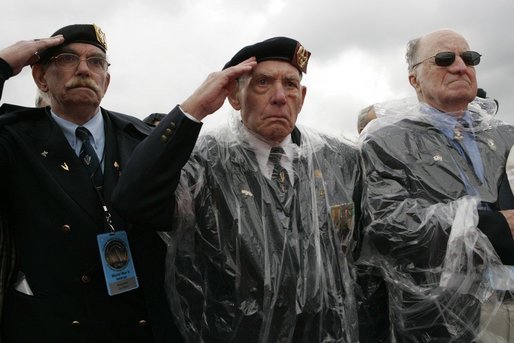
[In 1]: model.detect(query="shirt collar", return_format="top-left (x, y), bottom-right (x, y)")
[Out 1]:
top-left (240, 125), bottom-right (296, 179)
top-left (51, 108), bottom-right (104, 149)
top-left (420, 103), bottom-right (472, 139)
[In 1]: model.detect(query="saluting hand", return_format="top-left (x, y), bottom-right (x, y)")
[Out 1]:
top-left (0, 35), bottom-right (64, 76)
top-left (180, 57), bottom-right (257, 121)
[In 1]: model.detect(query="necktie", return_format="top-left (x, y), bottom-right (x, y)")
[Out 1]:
top-left (76, 126), bottom-right (103, 187)
top-left (268, 146), bottom-right (290, 193)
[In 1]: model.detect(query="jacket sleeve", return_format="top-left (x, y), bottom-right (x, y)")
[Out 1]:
top-left (112, 105), bottom-right (202, 230)
top-left (0, 57), bottom-right (15, 323)
top-left (478, 171), bottom-right (514, 265)
top-left (478, 210), bottom-right (514, 265)
top-left (0, 58), bottom-right (13, 101)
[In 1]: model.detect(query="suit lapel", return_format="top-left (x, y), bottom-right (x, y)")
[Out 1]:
top-left (27, 112), bottom-right (103, 223)
top-left (101, 112), bottom-right (119, 205)
top-left (230, 145), bottom-right (261, 201)
top-left (101, 109), bottom-right (149, 228)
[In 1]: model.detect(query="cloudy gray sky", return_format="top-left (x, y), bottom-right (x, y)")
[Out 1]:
top-left (2, 0), bottom-right (513, 140)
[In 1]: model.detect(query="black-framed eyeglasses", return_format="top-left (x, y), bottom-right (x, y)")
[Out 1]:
top-left (412, 51), bottom-right (481, 69)
top-left (50, 53), bottom-right (110, 72)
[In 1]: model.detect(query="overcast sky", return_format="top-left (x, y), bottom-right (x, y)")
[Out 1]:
top-left (2, 0), bottom-right (513, 140)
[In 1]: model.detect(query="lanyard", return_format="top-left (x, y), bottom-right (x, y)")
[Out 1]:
top-left (90, 150), bottom-right (116, 233)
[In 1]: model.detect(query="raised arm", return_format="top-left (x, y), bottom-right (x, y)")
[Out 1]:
top-left (0, 35), bottom-right (64, 100)
top-left (112, 58), bottom-right (256, 230)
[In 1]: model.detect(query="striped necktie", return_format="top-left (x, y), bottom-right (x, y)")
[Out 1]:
top-left (76, 126), bottom-right (103, 187)
top-left (268, 146), bottom-right (290, 193)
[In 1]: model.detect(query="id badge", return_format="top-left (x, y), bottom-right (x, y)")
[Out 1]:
top-left (97, 231), bottom-right (139, 296)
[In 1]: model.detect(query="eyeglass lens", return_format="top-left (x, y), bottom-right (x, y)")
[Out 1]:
top-left (434, 51), bottom-right (481, 67)
top-left (53, 53), bottom-right (109, 71)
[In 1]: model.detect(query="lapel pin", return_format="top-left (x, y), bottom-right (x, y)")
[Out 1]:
top-left (486, 139), bottom-right (496, 151)
top-left (83, 155), bottom-right (92, 166)
top-left (241, 189), bottom-right (253, 198)
top-left (453, 129), bottom-right (464, 141)
top-left (433, 155), bottom-right (443, 161)
top-left (40, 150), bottom-right (48, 157)
top-left (61, 162), bottom-right (69, 171)
top-left (114, 161), bottom-right (121, 176)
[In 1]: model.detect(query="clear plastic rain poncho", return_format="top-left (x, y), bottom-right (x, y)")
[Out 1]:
top-left (159, 115), bottom-right (361, 342)
top-left (358, 97), bottom-right (514, 342)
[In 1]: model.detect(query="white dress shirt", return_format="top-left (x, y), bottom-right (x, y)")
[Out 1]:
top-left (51, 108), bottom-right (105, 170)
top-left (240, 125), bottom-right (297, 183)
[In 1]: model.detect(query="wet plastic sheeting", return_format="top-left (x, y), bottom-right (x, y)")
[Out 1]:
top-left (358, 97), bottom-right (514, 342)
top-left (160, 117), bottom-right (361, 342)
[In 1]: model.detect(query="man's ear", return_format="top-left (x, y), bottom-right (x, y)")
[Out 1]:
top-left (103, 72), bottom-right (111, 93)
top-left (228, 88), bottom-right (241, 110)
top-left (32, 64), bottom-right (49, 92)
top-left (408, 72), bottom-right (419, 92)
top-left (297, 85), bottom-right (307, 113)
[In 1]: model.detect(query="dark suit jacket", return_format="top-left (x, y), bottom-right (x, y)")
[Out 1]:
top-left (498, 173), bottom-right (514, 210)
top-left (360, 114), bottom-right (514, 341)
top-left (114, 106), bottom-right (361, 342)
top-left (480, 173), bottom-right (514, 265)
top-left (0, 104), bottom-right (182, 342)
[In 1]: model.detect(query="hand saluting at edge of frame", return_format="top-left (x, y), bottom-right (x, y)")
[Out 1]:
top-left (0, 35), bottom-right (64, 76)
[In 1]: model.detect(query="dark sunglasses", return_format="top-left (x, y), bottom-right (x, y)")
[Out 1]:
top-left (412, 51), bottom-right (481, 69)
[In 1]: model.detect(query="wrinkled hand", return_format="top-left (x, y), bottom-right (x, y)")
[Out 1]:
top-left (500, 209), bottom-right (514, 239)
top-left (180, 57), bottom-right (257, 121)
top-left (0, 35), bottom-right (64, 76)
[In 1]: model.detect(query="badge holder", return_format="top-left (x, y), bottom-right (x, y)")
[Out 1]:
top-left (97, 230), bottom-right (139, 296)
top-left (94, 178), bottom-right (139, 296)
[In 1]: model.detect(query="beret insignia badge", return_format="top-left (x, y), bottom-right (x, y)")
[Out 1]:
top-left (93, 24), bottom-right (107, 50)
top-left (295, 44), bottom-right (311, 73)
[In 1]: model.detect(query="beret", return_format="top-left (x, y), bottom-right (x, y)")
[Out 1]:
top-left (223, 36), bottom-right (311, 73)
top-left (38, 24), bottom-right (107, 62)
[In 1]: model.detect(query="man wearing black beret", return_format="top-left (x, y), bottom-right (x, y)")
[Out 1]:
top-left (113, 37), bottom-right (361, 341)
top-left (0, 24), bottom-right (182, 342)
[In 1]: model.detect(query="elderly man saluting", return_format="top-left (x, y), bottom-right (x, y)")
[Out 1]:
top-left (113, 37), bottom-right (361, 342)
top-left (358, 29), bottom-right (514, 342)
top-left (0, 25), bottom-right (183, 343)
